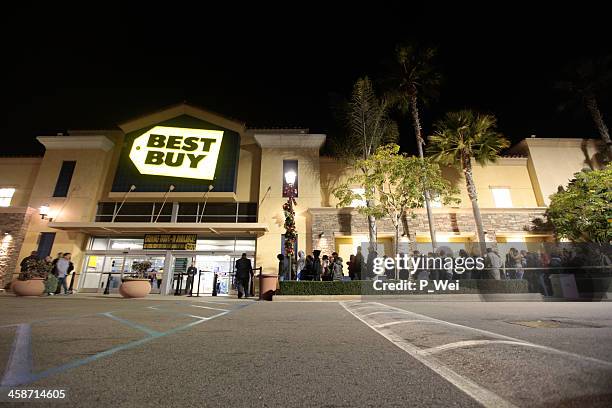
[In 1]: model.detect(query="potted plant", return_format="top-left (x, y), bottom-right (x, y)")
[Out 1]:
top-left (119, 260), bottom-right (152, 298)
top-left (13, 258), bottom-right (53, 297)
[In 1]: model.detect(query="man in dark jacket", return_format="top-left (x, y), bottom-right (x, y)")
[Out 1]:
top-left (185, 262), bottom-right (198, 296)
top-left (235, 253), bottom-right (253, 299)
top-left (20, 251), bottom-right (38, 272)
top-left (312, 250), bottom-right (322, 281)
top-left (354, 246), bottom-right (364, 280)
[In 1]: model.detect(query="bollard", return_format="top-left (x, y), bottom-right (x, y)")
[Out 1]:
top-left (174, 272), bottom-right (183, 296)
top-left (103, 275), bottom-right (112, 295)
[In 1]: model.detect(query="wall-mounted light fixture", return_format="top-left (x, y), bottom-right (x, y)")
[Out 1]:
top-left (39, 204), bottom-right (53, 221)
top-left (318, 231), bottom-right (325, 238)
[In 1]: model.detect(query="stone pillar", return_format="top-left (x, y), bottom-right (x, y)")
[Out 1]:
top-left (313, 233), bottom-right (335, 256)
top-left (0, 208), bottom-right (34, 289)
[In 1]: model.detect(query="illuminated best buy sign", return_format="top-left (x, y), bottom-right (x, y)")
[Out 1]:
top-left (129, 126), bottom-right (224, 180)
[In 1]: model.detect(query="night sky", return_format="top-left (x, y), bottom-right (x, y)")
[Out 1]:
top-left (1, 4), bottom-right (610, 155)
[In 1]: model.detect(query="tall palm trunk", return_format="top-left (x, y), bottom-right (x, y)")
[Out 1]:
top-left (366, 199), bottom-right (377, 253)
top-left (461, 153), bottom-right (487, 256)
top-left (585, 96), bottom-right (612, 160)
top-left (410, 96), bottom-right (437, 250)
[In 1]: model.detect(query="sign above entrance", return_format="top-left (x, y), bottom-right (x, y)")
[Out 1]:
top-left (129, 126), bottom-right (224, 180)
top-left (143, 234), bottom-right (197, 250)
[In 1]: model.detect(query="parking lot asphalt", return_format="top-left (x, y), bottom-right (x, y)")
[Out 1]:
top-left (0, 295), bottom-right (611, 407)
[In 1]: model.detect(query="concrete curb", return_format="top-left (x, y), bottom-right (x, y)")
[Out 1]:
top-left (273, 293), bottom-right (545, 302)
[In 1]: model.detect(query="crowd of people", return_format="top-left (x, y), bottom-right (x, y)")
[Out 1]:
top-left (276, 248), bottom-right (365, 282)
top-left (273, 245), bottom-right (601, 296)
top-left (19, 251), bottom-right (75, 295)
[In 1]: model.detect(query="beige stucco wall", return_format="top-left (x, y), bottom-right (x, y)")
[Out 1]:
top-left (14, 146), bottom-right (115, 283)
top-left (256, 147), bottom-right (322, 274)
top-left (235, 135), bottom-right (261, 203)
top-left (0, 157), bottom-right (42, 207)
top-left (522, 138), bottom-right (605, 205)
top-left (319, 156), bottom-right (539, 209)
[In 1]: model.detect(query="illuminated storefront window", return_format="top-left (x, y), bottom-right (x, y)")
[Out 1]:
top-left (0, 188), bottom-right (15, 207)
top-left (491, 187), bottom-right (513, 208)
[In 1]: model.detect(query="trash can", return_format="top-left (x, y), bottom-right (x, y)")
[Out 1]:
top-left (259, 274), bottom-right (279, 301)
top-left (549, 274), bottom-right (579, 299)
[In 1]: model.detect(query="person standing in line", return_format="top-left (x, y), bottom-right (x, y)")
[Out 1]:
top-left (235, 253), bottom-right (253, 299)
top-left (66, 256), bottom-right (75, 293)
top-left (485, 248), bottom-right (502, 280)
top-left (186, 262), bottom-right (197, 296)
top-left (347, 255), bottom-right (356, 280)
top-left (507, 248), bottom-right (523, 279)
top-left (321, 254), bottom-right (331, 281)
top-left (300, 255), bottom-right (315, 280)
top-left (55, 253), bottom-right (71, 295)
top-left (312, 250), bottom-right (322, 281)
top-left (156, 268), bottom-right (163, 290)
top-left (50, 252), bottom-right (62, 275)
top-left (332, 255), bottom-right (344, 281)
top-left (296, 250), bottom-right (306, 281)
top-left (354, 247), bottom-right (364, 280)
top-left (20, 251), bottom-right (38, 273)
top-left (277, 254), bottom-right (287, 281)
top-left (43, 256), bottom-right (58, 296)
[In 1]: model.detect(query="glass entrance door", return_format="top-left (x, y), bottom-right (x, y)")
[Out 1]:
top-left (79, 254), bottom-right (166, 293)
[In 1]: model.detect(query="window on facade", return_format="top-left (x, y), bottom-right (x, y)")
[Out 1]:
top-left (491, 187), bottom-right (513, 208)
top-left (36, 232), bottom-right (56, 258)
top-left (429, 195), bottom-right (443, 208)
top-left (350, 188), bottom-right (366, 207)
top-left (53, 161), bottom-right (77, 197)
top-left (0, 188), bottom-right (15, 207)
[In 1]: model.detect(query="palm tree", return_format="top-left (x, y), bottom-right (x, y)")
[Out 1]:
top-left (556, 56), bottom-right (612, 160)
top-left (427, 110), bottom-right (510, 255)
top-left (331, 77), bottom-right (399, 253)
top-left (383, 43), bottom-right (442, 249)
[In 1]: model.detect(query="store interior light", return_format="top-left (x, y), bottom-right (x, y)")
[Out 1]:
top-left (284, 170), bottom-right (296, 185)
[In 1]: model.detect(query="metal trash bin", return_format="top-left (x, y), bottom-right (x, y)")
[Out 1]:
top-left (259, 274), bottom-right (279, 301)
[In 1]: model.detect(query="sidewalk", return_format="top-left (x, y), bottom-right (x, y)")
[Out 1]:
top-left (0, 291), bottom-right (256, 302)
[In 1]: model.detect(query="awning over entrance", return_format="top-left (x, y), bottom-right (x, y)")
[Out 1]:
top-left (47, 222), bottom-right (268, 236)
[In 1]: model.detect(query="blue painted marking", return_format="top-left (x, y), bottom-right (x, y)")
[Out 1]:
top-left (101, 312), bottom-right (160, 336)
top-left (14, 303), bottom-right (252, 386)
top-left (0, 311), bottom-right (119, 329)
top-left (1, 324), bottom-right (32, 386)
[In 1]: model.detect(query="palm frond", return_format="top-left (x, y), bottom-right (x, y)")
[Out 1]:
top-left (427, 110), bottom-right (509, 167)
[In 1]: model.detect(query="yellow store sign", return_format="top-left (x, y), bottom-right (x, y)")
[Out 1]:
top-left (129, 126), bottom-right (224, 180)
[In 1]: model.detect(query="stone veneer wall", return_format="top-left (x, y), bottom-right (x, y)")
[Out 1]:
top-left (310, 209), bottom-right (548, 253)
top-left (0, 208), bottom-right (34, 289)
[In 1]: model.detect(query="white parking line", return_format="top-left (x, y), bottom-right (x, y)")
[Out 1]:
top-left (419, 340), bottom-right (530, 356)
top-left (1, 324), bottom-right (32, 387)
top-left (341, 302), bottom-right (519, 408)
top-left (365, 302), bottom-right (612, 369)
top-left (373, 320), bottom-right (430, 328)
top-left (191, 305), bottom-right (230, 312)
top-left (363, 311), bottom-right (412, 317)
top-left (194, 300), bottom-right (230, 305)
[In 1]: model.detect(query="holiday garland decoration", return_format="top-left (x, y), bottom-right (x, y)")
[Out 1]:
top-left (283, 197), bottom-right (297, 257)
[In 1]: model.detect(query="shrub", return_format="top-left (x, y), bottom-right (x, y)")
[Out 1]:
top-left (278, 279), bottom-right (529, 295)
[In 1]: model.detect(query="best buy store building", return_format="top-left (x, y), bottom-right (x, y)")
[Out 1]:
top-left (1, 103), bottom-right (589, 295)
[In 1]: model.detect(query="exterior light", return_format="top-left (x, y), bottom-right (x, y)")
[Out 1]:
top-left (284, 170), bottom-right (297, 185)
top-left (39, 204), bottom-right (50, 220)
